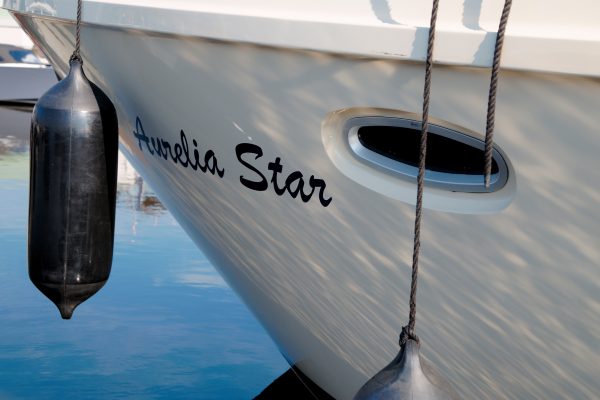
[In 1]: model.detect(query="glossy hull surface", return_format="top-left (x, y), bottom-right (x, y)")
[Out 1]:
top-left (9, 6), bottom-right (600, 399)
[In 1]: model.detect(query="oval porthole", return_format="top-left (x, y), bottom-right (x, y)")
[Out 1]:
top-left (322, 108), bottom-right (516, 214)
top-left (346, 117), bottom-right (509, 193)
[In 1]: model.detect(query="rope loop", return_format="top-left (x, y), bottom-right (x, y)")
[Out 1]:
top-left (399, 325), bottom-right (420, 346)
top-left (69, 53), bottom-right (82, 63)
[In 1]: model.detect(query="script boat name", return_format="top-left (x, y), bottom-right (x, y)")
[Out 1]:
top-left (132, 117), bottom-right (332, 207)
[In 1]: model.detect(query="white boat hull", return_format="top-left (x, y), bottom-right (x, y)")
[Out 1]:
top-left (7, 3), bottom-right (600, 399)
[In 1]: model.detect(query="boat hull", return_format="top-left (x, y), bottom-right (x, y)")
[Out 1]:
top-left (12, 12), bottom-right (600, 400)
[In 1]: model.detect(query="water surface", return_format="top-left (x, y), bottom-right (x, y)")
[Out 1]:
top-left (0, 105), bottom-right (288, 399)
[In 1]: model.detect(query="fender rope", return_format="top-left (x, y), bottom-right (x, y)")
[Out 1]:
top-left (402, 0), bottom-right (513, 344)
top-left (70, 0), bottom-right (83, 63)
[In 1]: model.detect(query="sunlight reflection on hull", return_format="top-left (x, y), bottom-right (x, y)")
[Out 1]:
top-left (14, 14), bottom-right (600, 400)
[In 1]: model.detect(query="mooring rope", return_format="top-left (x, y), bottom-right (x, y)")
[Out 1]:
top-left (402, 0), bottom-right (439, 345)
top-left (70, 0), bottom-right (83, 62)
top-left (484, 0), bottom-right (513, 188)
top-left (402, 0), bottom-right (512, 345)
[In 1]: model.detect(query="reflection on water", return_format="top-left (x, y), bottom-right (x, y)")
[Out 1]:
top-left (117, 154), bottom-right (167, 217)
top-left (0, 105), bottom-right (287, 399)
top-left (0, 105), bottom-right (30, 153)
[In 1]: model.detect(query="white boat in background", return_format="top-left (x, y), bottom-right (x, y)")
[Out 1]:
top-left (0, 9), bottom-right (55, 103)
top-left (0, 61), bottom-right (56, 103)
top-left (0, 6), bottom-right (30, 48)
top-left (2, 1), bottom-right (599, 398)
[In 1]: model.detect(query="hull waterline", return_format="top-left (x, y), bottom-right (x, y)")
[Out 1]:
top-left (6, 2), bottom-right (600, 398)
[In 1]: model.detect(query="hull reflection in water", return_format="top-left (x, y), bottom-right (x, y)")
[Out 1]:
top-left (5, 1), bottom-right (600, 399)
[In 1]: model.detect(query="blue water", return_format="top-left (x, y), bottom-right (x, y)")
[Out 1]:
top-left (0, 107), bottom-right (288, 399)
